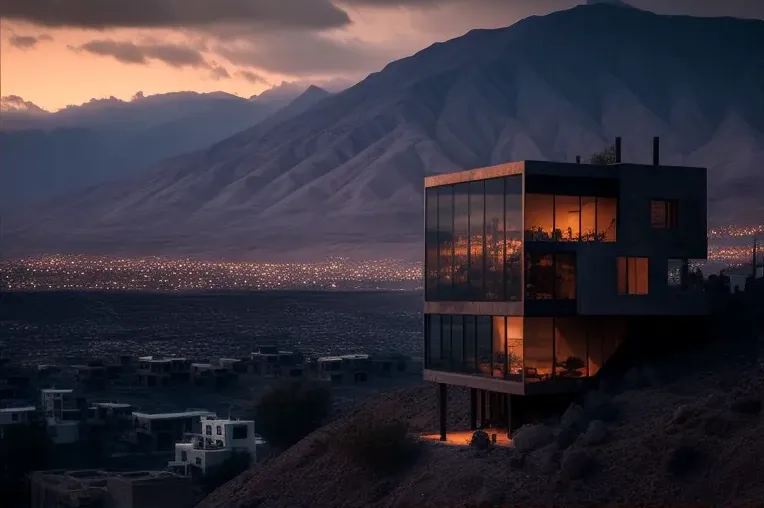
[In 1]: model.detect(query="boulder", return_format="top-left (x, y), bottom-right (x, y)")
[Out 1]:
top-left (469, 430), bottom-right (491, 450)
top-left (582, 420), bottom-right (607, 446)
top-left (512, 424), bottom-right (554, 453)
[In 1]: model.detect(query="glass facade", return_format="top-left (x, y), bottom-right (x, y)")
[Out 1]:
top-left (425, 314), bottom-right (624, 384)
top-left (425, 175), bottom-right (522, 302)
top-left (525, 194), bottom-right (617, 242)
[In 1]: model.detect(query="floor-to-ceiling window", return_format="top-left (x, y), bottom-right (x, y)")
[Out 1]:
top-left (424, 175), bottom-right (523, 302)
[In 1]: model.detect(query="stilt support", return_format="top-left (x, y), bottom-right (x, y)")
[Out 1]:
top-left (469, 388), bottom-right (477, 430)
top-left (438, 383), bottom-right (447, 441)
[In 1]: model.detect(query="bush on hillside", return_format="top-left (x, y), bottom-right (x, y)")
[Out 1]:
top-left (338, 417), bottom-right (421, 476)
top-left (253, 380), bottom-right (331, 451)
top-left (201, 450), bottom-right (252, 493)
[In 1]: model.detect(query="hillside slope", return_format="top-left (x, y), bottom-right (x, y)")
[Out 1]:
top-left (197, 330), bottom-right (763, 508)
top-left (5, 3), bottom-right (764, 260)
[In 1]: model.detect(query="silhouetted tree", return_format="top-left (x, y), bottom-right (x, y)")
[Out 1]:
top-left (588, 145), bottom-right (617, 165)
top-left (251, 380), bottom-right (331, 451)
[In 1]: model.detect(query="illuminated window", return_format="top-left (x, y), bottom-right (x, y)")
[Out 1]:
top-left (554, 195), bottom-right (580, 241)
top-left (617, 257), bottom-right (649, 295)
top-left (526, 193), bottom-right (617, 242)
top-left (651, 199), bottom-right (677, 229)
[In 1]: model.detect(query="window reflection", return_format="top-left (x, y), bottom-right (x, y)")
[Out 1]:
top-left (477, 316), bottom-right (492, 376)
top-left (463, 316), bottom-right (476, 373)
top-left (596, 197), bottom-right (617, 242)
top-left (526, 253), bottom-right (576, 300)
top-left (555, 253), bottom-right (576, 300)
top-left (437, 186), bottom-right (454, 299)
top-left (505, 176), bottom-right (523, 301)
top-left (452, 184), bottom-right (470, 297)
top-left (427, 315), bottom-right (441, 369)
top-left (554, 318), bottom-right (587, 378)
top-left (525, 194), bottom-right (554, 240)
top-left (485, 178), bottom-right (505, 300)
top-left (451, 315), bottom-right (464, 372)
top-left (425, 189), bottom-right (439, 298)
top-left (492, 317), bottom-right (507, 378)
top-left (441, 315), bottom-right (452, 371)
top-left (525, 193), bottom-right (617, 242)
top-left (581, 196), bottom-right (597, 241)
top-left (506, 317), bottom-right (523, 382)
top-left (554, 195), bottom-right (580, 241)
top-left (526, 253), bottom-right (554, 300)
top-left (426, 314), bottom-right (626, 385)
top-left (469, 180), bottom-right (485, 296)
top-left (651, 199), bottom-right (677, 229)
top-left (523, 318), bottom-right (553, 382)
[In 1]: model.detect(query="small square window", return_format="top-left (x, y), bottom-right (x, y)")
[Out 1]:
top-left (205, 425), bottom-right (212, 435)
top-left (216, 425), bottom-right (222, 435)
top-left (650, 200), bottom-right (677, 229)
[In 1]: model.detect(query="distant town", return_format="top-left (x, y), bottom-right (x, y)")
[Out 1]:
top-left (0, 255), bottom-right (422, 292)
top-left (1, 225), bottom-right (761, 292)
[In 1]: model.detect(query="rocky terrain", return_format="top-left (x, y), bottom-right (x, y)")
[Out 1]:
top-left (197, 324), bottom-right (762, 508)
top-left (5, 3), bottom-right (764, 260)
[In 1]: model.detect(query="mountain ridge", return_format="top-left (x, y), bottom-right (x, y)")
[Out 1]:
top-left (4, 3), bottom-right (764, 260)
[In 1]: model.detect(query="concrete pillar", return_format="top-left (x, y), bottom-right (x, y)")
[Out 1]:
top-left (438, 383), bottom-right (447, 441)
top-left (469, 388), bottom-right (477, 430)
top-left (506, 394), bottom-right (512, 438)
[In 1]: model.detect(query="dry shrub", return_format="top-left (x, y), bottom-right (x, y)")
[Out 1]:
top-left (337, 417), bottom-right (422, 476)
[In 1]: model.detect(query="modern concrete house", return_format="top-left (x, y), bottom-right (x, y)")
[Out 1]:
top-left (423, 138), bottom-right (708, 440)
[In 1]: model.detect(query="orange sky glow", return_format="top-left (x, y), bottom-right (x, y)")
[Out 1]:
top-left (2, 0), bottom-right (762, 111)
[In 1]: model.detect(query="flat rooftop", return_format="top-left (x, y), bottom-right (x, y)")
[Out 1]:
top-left (0, 405), bottom-right (36, 413)
top-left (133, 410), bottom-right (216, 420)
top-left (41, 389), bottom-right (73, 394)
top-left (423, 160), bottom-right (706, 188)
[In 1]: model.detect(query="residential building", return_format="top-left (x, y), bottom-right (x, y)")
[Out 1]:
top-left (423, 138), bottom-right (708, 439)
top-left (168, 416), bottom-right (262, 477)
top-left (29, 469), bottom-right (194, 508)
top-left (0, 405), bottom-right (41, 437)
top-left (136, 357), bottom-right (191, 387)
top-left (249, 346), bottom-right (303, 377)
top-left (41, 388), bottom-right (84, 444)
top-left (316, 354), bottom-right (371, 384)
top-left (131, 410), bottom-right (216, 452)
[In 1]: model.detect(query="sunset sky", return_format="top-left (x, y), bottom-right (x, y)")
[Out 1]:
top-left (2, 0), bottom-right (763, 111)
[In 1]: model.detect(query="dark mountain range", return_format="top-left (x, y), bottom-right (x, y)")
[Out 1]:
top-left (4, 3), bottom-right (763, 260)
top-left (0, 87), bottom-right (325, 205)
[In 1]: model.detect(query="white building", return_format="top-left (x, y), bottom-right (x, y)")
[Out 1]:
top-left (0, 406), bottom-right (39, 437)
top-left (168, 416), bottom-right (262, 476)
top-left (132, 410), bottom-right (216, 451)
top-left (41, 388), bottom-right (81, 444)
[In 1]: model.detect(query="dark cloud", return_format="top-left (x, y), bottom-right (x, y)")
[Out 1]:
top-left (72, 40), bottom-right (209, 69)
top-left (0, 0), bottom-right (350, 30)
top-left (210, 66), bottom-right (231, 80)
top-left (215, 32), bottom-right (401, 76)
top-left (237, 71), bottom-right (269, 85)
top-left (7, 33), bottom-right (52, 49)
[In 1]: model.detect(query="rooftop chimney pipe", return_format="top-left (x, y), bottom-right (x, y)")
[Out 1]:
top-left (652, 136), bottom-right (660, 166)
top-left (614, 137), bottom-right (622, 163)
top-left (576, 155), bottom-right (581, 164)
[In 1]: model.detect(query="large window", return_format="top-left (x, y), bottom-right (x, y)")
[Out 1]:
top-left (425, 188), bottom-right (439, 298)
top-left (426, 315), bottom-right (624, 384)
top-left (426, 314), bottom-right (523, 382)
top-left (437, 186), bottom-right (454, 300)
top-left (526, 252), bottom-right (576, 300)
top-left (651, 199), bottom-right (677, 229)
top-left (525, 194), bottom-right (617, 242)
top-left (617, 257), bottom-right (649, 295)
top-left (425, 175), bottom-right (522, 302)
